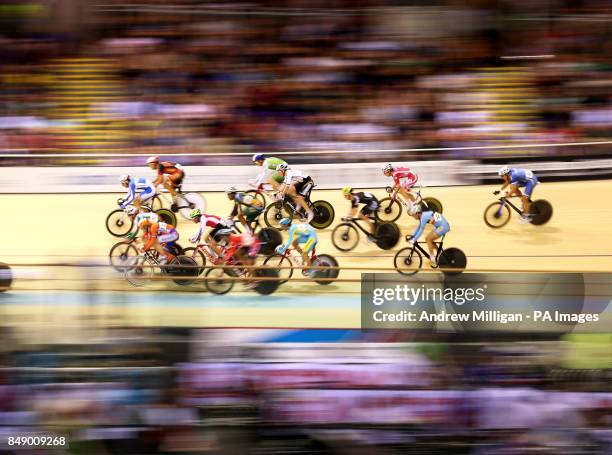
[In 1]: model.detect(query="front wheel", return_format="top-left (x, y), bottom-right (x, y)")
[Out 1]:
top-left (168, 255), bottom-right (199, 286)
top-left (310, 200), bottom-right (335, 229)
top-left (109, 241), bottom-right (139, 272)
top-left (263, 254), bottom-right (294, 284)
top-left (178, 192), bottom-right (206, 220)
top-left (312, 254), bottom-right (339, 285)
top-left (438, 247), bottom-right (467, 275)
top-left (124, 256), bottom-right (154, 287)
top-left (422, 197), bottom-right (443, 214)
top-left (331, 223), bottom-right (360, 252)
top-left (530, 200), bottom-right (553, 226)
top-left (483, 202), bottom-right (511, 228)
top-left (182, 247), bottom-right (207, 275)
top-left (394, 247), bottom-right (423, 276)
top-left (106, 209), bottom-right (134, 237)
top-left (375, 198), bottom-right (402, 222)
top-left (263, 202), bottom-right (293, 228)
top-left (253, 268), bottom-right (281, 295)
top-left (204, 267), bottom-right (234, 295)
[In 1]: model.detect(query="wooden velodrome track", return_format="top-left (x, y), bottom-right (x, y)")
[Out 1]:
top-left (1, 180), bottom-right (612, 333)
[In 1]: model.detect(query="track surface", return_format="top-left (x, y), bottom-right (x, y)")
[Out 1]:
top-left (1, 180), bottom-right (611, 331)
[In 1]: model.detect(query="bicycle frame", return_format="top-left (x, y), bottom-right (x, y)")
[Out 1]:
top-left (406, 236), bottom-right (446, 261)
top-left (343, 217), bottom-right (376, 236)
top-left (496, 196), bottom-right (524, 215)
top-left (386, 186), bottom-right (425, 206)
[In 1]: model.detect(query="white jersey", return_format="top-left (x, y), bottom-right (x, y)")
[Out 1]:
top-left (131, 211), bottom-right (159, 234)
top-left (283, 169), bottom-right (309, 185)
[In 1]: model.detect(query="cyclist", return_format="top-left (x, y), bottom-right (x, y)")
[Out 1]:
top-left (341, 186), bottom-right (379, 240)
top-left (276, 218), bottom-right (318, 275)
top-left (407, 205), bottom-right (450, 268)
top-left (147, 156), bottom-right (185, 203)
top-left (276, 163), bottom-right (314, 222)
top-left (188, 208), bottom-right (233, 259)
top-left (382, 163), bottom-right (418, 208)
top-left (223, 231), bottom-right (260, 281)
top-left (252, 154), bottom-right (287, 191)
top-left (119, 175), bottom-right (156, 210)
top-left (226, 186), bottom-right (264, 231)
top-left (125, 205), bottom-right (159, 240)
top-left (497, 166), bottom-right (539, 223)
top-left (138, 219), bottom-right (179, 265)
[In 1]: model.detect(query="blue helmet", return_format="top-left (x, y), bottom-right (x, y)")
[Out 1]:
top-left (279, 218), bottom-right (292, 227)
top-left (252, 153), bottom-right (265, 162)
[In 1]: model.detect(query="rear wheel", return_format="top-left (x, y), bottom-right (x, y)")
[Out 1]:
top-left (438, 247), bottom-right (467, 275)
top-left (253, 268), bottom-right (280, 295)
top-left (394, 247), bottom-right (422, 276)
top-left (375, 198), bottom-right (402, 222)
top-left (264, 202), bottom-right (293, 228)
top-left (422, 197), bottom-right (443, 214)
top-left (156, 208), bottom-right (176, 226)
top-left (310, 200), bottom-right (335, 229)
top-left (484, 202), bottom-right (511, 228)
top-left (106, 209), bottom-right (134, 237)
top-left (311, 254), bottom-right (338, 285)
top-left (182, 247), bottom-right (206, 275)
top-left (374, 222), bottom-right (400, 250)
top-left (168, 256), bottom-right (199, 286)
top-left (204, 267), bottom-right (234, 295)
top-left (263, 254), bottom-right (294, 284)
top-left (331, 223), bottom-right (360, 252)
top-left (109, 241), bottom-right (139, 272)
top-left (530, 200), bottom-right (553, 225)
top-left (257, 227), bottom-right (282, 256)
top-left (0, 262), bottom-right (12, 292)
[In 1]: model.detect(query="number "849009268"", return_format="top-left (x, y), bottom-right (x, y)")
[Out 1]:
top-left (7, 435), bottom-right (67, 447)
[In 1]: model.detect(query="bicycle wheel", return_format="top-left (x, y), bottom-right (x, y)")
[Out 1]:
top-left (258, 227), bottom-right (282, 256)
top-left (312, 254), bottom-right (338, 285)
top-left (124, 256), bottom-right (154, 287)
top-left (178, 192), bottom-right (206, 220)
top-left (422, 197), bottom-right (443, 214)
top-left (438, 247), bottom-right (467, 275)
top-left (263, 254), bottom-right (294, 284)
top-left (245, 189), bottom-right (266, 206)
top-left (106, 209), bottom-right (134, 237)
top-left (264, 202), bottom-right (293, 228)
top-left (152, 196), bottom-right (163, 211)
top-left (109, 241), bottom-right (139, 272)
top-left (182, 247), bottom-right (207, 275)
top-left (0, 262), bottom-right (12, 292)
top-left (331, 223), bottom-right (360, 252)
top-left (483, 202), bottom-right (511, 228)
top-left (394, 247), bottom-right (423, 276)
top-left (253, 268), bottom-right (280, 295)
top-left (374, 222), bottom-right (400, 250)
top-left (530, 200), bottom-right (553, 226)
top-left (204, 267), bottom-right (234, 295)
top-left (310, 200), bottom-right (335, 229)
top-left (168, 256), bottom-right (199, 286)
top-left (156, 208), bottom-right (176, 226)
top-left (375, 198), bottom-right (402, 222)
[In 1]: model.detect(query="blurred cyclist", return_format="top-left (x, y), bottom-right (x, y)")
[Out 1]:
top-left (225, 186), bottom-right (264, 231)
top-left (407, 205), bottom-right (450, 268)
top-left (223, 231), bottom-right (260, 281)
top-left (138, 219), bottom-right (179, 265)
top-left (252, 154), bottom-right (287, 191)
top-left (125, 205), bottom-right (159, 240)
top-left (497, 166), bottom-right (539, 223)
top-left (147, 156), bottom-right (184, 203)
top-left (382, 163), bottom-right (418, 208)
top-left (276, 163), bottom-right (314, 222)
top-left (341, 186), bottom-right (379, 240)
top-left (188, 208), bottom-right (233, 259)
top-left (119, 175), bottom-right (156, 210)
top-left (276, 218), bottom-right (318, 275)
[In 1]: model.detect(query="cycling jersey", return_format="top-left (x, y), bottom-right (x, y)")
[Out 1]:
top-left (411, 211), bottom-right (450, 240)
top-left (191, 214), bottom-right (229, 242)
top-left (255, 157), bottom-right (286, 186)
top-left (225, 232), bottom-right (260, 260)
top-left (350, 191), bottom-right (379, 216)
top-left (508, 168), bottom-right (538, 197)
top-left (283, 169), bottom-right (310, 185)
top-left (392, 167), bottom-right (418, 189)
top-left (121, 177), bottom-right (156, 209)
top-left (230, 192), bottom-right (264, 222)
top-left (280, 223), bottom-right (318, 254)
top-left (158, 161), bottom-right (185, 185)
top-left (143, 222), bottom-right (179, 251)
top-left (130, 211), bottom-right (159, 235)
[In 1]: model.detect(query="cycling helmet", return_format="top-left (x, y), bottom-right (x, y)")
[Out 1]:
top-left (342, 186), bottom-right (353, 196)
top-left (146, 156), bottom-right (160, 165)
top-left (279, 217), bottom-right (292, 227)
top-left (252, 153), bottom-right (265, 162)
top-left (120, 174), bottom-right (130, 184)
top-left (225, 186), bottom-right (238, 194)
top-left (276, 163), bottom-right (288, 172)
top-left (498, 165), bottom-right (511, 176)
top-left (383, 163), bottom-right (394, 173)
top-left (409, 204), bottom-right (422, 216)
top-left (126, 205), bottom-right (139, 216)
top-left (189, 208), bottom-right (202, 219)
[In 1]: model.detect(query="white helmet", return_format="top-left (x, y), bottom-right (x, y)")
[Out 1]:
top-left (120, 174), bottom-right (130, 184)
top-left (146, 156), bottom-right (160, 165)
top-left (409, 204), bottom-right (422, 216)
top-left (276, 163), bottom-right (288, 172)
top-left (382, 163), bottom-right (393, 173)
top-left (126, 205), bottom-right (139, 216)
top-left (225, 186), bottom-right (238, 194)
top-left (498, 166), bottom-right (511, 176)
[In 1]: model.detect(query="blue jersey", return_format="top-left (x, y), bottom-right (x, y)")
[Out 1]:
top-left (509, 168), bottom-right (537, 185)
top-left (411, 211), bottom-right (450, 240)
top-left (121, 177), bottom-right (155, 208)
top-left (282, 223), bottom-right (317, 249)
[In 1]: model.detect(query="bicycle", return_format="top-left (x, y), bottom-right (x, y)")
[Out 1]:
top-left (263, 188), bottom-right (335, 230)
top-left (376, 186), bottom-right (443, 223)
top-left (262, 246), bottom-right (339, 285)
top-left (105, 202), bottom-right (176, 237)
top-left (393, 236), bottom-right (466, 276)
top-left (203, 257), bottom-right (280, 295)
top-left (150, 186), bottom-right (206, 220)
top-left (110, 237), bottom-right (183, 272)
top-left (331, 217), bottom-right (400, 252)
top-left (483, 192), bottom-right (553, 228)
top-left (123, 250), bottom-right (198, 287)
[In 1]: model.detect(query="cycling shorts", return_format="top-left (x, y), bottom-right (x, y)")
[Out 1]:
top-left (518, 178), bottom-right (538, 198)
top-left (433, 220), bottom-right (450, 237)
top-left (138, 186), bottom-right (156, 202)
top-left (360, 201), bottom-right (379, 217)
top-left (399, 177), bottom-right (417, 190)
top-left (163, 171), bottom-right (184, 186)
top-left (294, 177), bottom-right (314, 197)
top-left (243, 206), bottom-right (263, 222)
top-left (302, 237), bottom-right (317, 254)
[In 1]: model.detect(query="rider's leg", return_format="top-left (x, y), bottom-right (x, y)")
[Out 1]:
top-left (358, 211), bottom-right (375, 235)
top-left (398, 186), bottom-right (416, 205)
top-left (521, 180), bottom-right (536, 216)
top-left (291, 191), bottom-right (312, 219)
top-left (425, 232), bottom-right (440, 266)
top-left (162, 174), bottom-right (180, 200)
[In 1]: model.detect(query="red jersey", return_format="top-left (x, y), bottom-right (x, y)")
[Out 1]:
top-left (158, 161), bottom-right (184, 176)
top-left (392, 167), bottom-right (418, 187)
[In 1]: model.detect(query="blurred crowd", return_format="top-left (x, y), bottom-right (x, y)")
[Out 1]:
top-left (0, 329), bottom-right (611, 454)
top-left (1, 0), bottom-right (612, 165)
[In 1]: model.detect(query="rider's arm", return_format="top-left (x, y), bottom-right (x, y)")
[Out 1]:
top-left (120, 181), bottom-right (136, 209)
top-left (410, 212), bottom-right (432, 241)
top-left (143, 225), bottom-right (159, 251)
top-left (255, 166), bottom-right (270, 187)
top-left (282, 225), bottom-right (298, 250)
